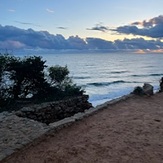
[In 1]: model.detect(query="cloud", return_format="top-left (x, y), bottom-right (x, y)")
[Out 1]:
top-left (131, 15), bottom-right (163, 27)
top-left (67, 35), bottom-right (87, 49)
top-left (87, 24), bottom-right (109, 32)
top-left (114, 38), bottom-right (163, 50)
top-left (15, 21), bottom-right (41, 27)
top-left (46, 8), bottom-right (54, 13)
top-left (8, 9), bottom-right (15, 12)
top-left (57, 27), bottom-right (68, 30)
top-left (0, 24), bottom-right (163, 52)
top-left (113, 15), bottom-right (163, 38)
top-left (0, 40), bottom-right (25, 49)
top-left (0, 25), bottom-right (86, 50)
top-left (86, 38), bottom-right (115, 49)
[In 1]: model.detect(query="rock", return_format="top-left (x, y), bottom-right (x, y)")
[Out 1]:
top-left (21, 107), bottom-right (34, 112)
top-left (142, 83), bottom-right (154, 95)
top-left (16, 95), bottom-right (92, 124)
top-left (159, 77), bottom-right (163, 92)
top-left (132, 86), bottom-right (144, 96)
top-left (132, 83), bottom-right (153, 96)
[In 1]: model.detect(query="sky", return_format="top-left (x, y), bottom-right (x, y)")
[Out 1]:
top-left (0, 0), bottom-right (163, 52)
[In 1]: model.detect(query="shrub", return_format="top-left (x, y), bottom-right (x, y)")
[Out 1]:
top-left (47, 65), bottom-right (84, 100)
top-left (0, 54), bottom-right (84, 110)
top-left (48, 65), bottom-right (70, 89)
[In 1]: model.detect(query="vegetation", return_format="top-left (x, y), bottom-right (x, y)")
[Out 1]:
top-left (0, 54), bottom-right (84, 111)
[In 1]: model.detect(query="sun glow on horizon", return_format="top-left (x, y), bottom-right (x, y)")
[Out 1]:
top-left (135, 49), bottom-right (163, 54)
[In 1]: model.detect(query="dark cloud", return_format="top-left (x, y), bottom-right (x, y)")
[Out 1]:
top-left (0, 24), bottom-right (163, 51)
top-left (113, 15), bottom-right (163, 38)
top-left (0, 25), bottom-right (86, 50)
top-left (57, 27), bottom-right (68, 30)
top-left (114, 26), bottom-right (139, 35)
top-left (67, 35), bottom-right (87, 50)
top-left (0, 25), bottom-right (67, 49)
top-left (131, 15), bottom-right (163, 28)
top-left (114, 38), bottom-right (163, 50)
top-left (86, 38), bottom-right (115, 49)
top-left (87, 24), bottom-right (109, 32)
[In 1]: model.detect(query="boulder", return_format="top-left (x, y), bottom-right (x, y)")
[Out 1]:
top-left (132, 86), bottom-right (144, 96)
top-left (159, 77), bottom-right (163, 92)
top-left (142, 83), bottom-right (153, 95)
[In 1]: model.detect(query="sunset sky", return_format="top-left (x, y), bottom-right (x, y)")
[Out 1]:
top-left (0, 0), bottom-right (163, 51)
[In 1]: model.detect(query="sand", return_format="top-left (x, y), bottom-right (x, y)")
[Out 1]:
top-left (2, 93), bottom-right (163, 163)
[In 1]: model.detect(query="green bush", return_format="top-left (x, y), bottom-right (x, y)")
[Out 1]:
top-left (0, 54), bottom-right (84, 111)
top-left (48, 65), bottom-right (70, 89)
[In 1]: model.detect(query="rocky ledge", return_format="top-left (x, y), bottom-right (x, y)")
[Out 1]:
top-left (15, 95), bottom-right (92, 124)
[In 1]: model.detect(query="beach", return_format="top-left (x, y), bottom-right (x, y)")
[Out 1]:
top-left (2, 92), bottom-right (163, 163)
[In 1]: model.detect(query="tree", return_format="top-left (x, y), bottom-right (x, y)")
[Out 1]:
top-left (48, 65), bottom-right (84, 97)
top-left (0, 55), bottom-right (48, 100)
top-left (48, 66), bottom-right (70, 89)
top-left (0, 54), bottom-right (84, 110)
top-left (6, 56), bottom-right (47, 99)
top-left (0, 54), bottom-right (14, 99)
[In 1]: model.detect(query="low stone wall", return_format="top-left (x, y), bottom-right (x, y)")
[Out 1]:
top-left (16, 95), bottom-right (92, 124)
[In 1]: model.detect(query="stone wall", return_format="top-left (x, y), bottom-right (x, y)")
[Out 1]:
top-left (16, 95), bottom-right (92, 124)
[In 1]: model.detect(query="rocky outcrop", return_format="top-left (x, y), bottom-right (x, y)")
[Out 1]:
top-left (159, 77), bottom-right (163, 92)
top-left (132, 83), bottom-right (154, 96)
top-left (16, 95), bottom-right (92, 124)
top-left (132, 86), bottom-right (144, 96)
top-left (142, 83), bottom-right (154, 95)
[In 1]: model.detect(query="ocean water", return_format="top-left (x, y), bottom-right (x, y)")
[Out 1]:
top-left (17, 52), bottom-right (163, 106)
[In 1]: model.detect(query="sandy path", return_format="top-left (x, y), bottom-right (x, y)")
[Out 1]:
top-left (3, 93), bottom-right (163, 163)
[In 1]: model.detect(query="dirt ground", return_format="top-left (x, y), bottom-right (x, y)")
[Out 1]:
top-left (2, 93), bottom-right (163, 163)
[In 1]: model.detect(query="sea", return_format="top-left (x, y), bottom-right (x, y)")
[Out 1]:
top-left (15, 52), bottom-right (163, 106)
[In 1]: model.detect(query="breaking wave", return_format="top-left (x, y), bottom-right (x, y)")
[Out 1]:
top-left (87, 80), bottom-right (141, 87)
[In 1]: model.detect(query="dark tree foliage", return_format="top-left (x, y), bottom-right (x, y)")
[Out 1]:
top-left (0, 54), bottom-right (84, 111)
top-left (48, 66), bottom-right (71, 89)
top-left (48, 65), bottom-right (84, 98)
top-left (6, 56), bottom-right (47, 99)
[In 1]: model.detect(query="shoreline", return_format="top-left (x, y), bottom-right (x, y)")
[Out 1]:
top-left (90, 85), bottom-right (160, 107)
